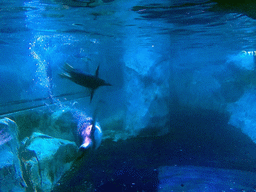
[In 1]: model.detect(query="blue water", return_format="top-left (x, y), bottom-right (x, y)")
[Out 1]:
top-left (1, 0), bottom-right (256, 191)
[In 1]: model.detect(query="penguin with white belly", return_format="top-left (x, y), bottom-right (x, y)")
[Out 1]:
top-left (75, 116), bottom-right (102, 158)
top-left (52, 114), bottom-right (102, 192)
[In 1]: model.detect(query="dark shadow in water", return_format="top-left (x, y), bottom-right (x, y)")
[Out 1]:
top-left (93, 107), bottom-right (256, 191)
top-left (54, 107), bottom-right (256, 191)
top-left (210, 0), bottom-right (256, 19)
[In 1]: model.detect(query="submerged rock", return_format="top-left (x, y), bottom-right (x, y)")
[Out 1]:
top-left (228, 89), bottom-right (256, 143)
top-left (0, 117), bottom-right (26, 192)
top-left (19, 132), bottom-right (78, 192)
top-left (124, 59), bottom-right (170, 138)
top-left (46, 107), bottom-right (77, 142)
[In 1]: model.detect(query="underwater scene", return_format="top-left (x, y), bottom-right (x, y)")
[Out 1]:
top-left (1, 0), bottom-right (256, 191)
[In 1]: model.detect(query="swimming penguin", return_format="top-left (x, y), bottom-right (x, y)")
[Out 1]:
top-left (60, 63), bottom-right (111, 102)
top-left (52, 115), bottom-right (102, 192)
top-left (75, 116), bottom-right (102, 158)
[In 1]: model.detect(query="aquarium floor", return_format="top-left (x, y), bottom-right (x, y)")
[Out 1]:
top-left (57, 109), bottom-right (256, 191)
top-left (91, 131), bottom-right (256, 192)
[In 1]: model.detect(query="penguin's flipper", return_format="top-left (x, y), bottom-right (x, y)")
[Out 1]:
top-left (95, 65), bottom-right (99, 77)
top-left (90, 109), bottom-right (97, 138)
top-left (90, 89), bottom-right (95, 102)
top-left (58, 73), bottom-right (71, 79)
top-left (63, 63), bottom-right (74, 73)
